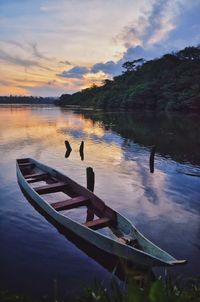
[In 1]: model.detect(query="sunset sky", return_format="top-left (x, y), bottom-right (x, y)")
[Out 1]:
top-left (0, 0), bottom-right (200, 97)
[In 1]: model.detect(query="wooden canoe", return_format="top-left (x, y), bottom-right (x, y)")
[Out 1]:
top-left (16, 158), bottom-right (187, 268)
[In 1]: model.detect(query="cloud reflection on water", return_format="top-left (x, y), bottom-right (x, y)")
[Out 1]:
top-left (0, 105), bottom-right (200, 281)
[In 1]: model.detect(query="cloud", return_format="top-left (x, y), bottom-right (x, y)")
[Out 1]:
top-left (29, 42), bottom-right (47, 60)
top-left (57, 62), bottom-right (122, 83)
top-left (121, 44), bottom-right (168, 62)
top-left (4, 40), bottom-right (51, 62)
top-left (122, 0), bottom-right (177, 48)
top-left (4, 40), bottom-right (25, 50)
top-left (120, 16), bottom-right (146, 49)
top-left (61, 0), bottom-right (179, 81)
top-left (145, 0), bottom-right (177, 46)
top-left (57, 66), bottom-right (90, 78)
top-left (120, 0), bottom-right (200, 58)
top-left (57, 60), bottom-right (123, 82)
top-left (59, 60), bottom-right (72, 65)
top-left (68, 0), bottom-right (185, 80)
top-left (0, 49), bottom-right (41, 68)
top-left (91, 61), bottom-right (122, 76)
top-left (165, 1), bottom-right (200, 49)
top-left (18, 84), bottom-right (66, 97)
top-left (0, 45), bottom-right (54, 71)
top-left (94, 0), bottom-right (197, 73)
top-left (2, 0), bottom-right (200, 97)
top-left (47, 80), bottom-right (56, 85)
top-left (122, 46), bottom-right (145, 60)
top-left (0, 79), bottom-right (11, 86)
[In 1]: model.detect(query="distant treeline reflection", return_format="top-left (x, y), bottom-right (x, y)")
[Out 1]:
top-left (71, 110), bottom-right (200, 166)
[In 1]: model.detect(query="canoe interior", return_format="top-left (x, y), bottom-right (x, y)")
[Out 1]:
top-left (18, 182), bottom-right (155, 282)
top-left (17, 158), bottom-right (118, 232)
top-left (16, 158), bottom-right (187, 267)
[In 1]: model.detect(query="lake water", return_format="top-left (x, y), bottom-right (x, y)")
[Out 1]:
top-left (0, 105), bottom-right (199, 299)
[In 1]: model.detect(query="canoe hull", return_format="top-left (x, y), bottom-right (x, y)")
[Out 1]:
top-left (16, 158), bottom-right (187, 268)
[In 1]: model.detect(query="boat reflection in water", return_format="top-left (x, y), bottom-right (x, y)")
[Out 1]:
top-left (18, 184), bottom-right (154, 284)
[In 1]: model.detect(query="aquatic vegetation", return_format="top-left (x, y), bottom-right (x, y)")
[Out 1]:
top-left (1, 275), bottom-right (199, 301)
top-left (74, 276), bottom-right (200, 302)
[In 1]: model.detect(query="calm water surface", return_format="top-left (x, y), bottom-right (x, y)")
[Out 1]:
top-left (0, 105), bottom-right (199, 298)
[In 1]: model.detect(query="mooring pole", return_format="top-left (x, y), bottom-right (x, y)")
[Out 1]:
top-left (65, 149), bottom-right (72, 158)
top-left (64, 140), bottom-right (72, 152)
top-left (149, 145), bottom-right (156, 173)
top-left (79, 141), bottom-right (84, 161)
top-left (86, 167), bottom-right (95, 192)
top-left (86, 205), bottom-right (94, 222)
top-left (79, 141), bottom-right (84, 153)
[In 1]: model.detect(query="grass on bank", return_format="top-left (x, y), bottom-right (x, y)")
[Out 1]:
top-left (1, 275), bottom-right (200, 302)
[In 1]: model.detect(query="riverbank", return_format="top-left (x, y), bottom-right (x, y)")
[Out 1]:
top-left (1, 275), bottom-right (199, 301)
top-left (57, 46), bottom-right (200, 113)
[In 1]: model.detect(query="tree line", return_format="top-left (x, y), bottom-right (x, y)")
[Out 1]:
top-left (0, 95), bottom-right (55, 104)
top-left (56, 46), bottom-right (200, 112)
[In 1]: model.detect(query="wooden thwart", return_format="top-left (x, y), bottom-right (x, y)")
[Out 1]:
top-left (84, 217), bottom-right (111, 230)
top-left (34, 181), bottom-right (68, 194)
top-left (27, 176), bottom-right (50, 184)
top-left (19, 162), bottom-right (35, 168)
top-left (51, 195), bottom-right (89, 211)
top-left (25, 172), bottom-right (49, 179)
top-left (25, 172), bottom-right (49, 184)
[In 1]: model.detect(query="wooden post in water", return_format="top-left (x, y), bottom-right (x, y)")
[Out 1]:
top-left (79, 141), bottom-right (84, 161)
top-left (64, 140), bottom-right (72, 152)
top-left (86, 205), bottom-right (94, 222)
top-left (86, 167), bottom-right (95, 221)
top-left (79, 141), bottom-right (84, 153)
top-left (65, 149), bottom-right (72, 158)
top-left (86, 167), bottom-right (95, 192)
top-left (149, 145), bottom-right (156, 173)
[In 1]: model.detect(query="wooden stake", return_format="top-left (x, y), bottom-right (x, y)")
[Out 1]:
top-left (79, 141), bottom-right (84, 153)
top-left (65, 149), bottom-right (72, 158)
top-left (149, 145), bottom-right (156, 173)
top-left (64, 140), bottom-right (72, 151)
top-left (86, 167), bottom-right (95, 192)
top-left (79, 141), bottom-right (84, 161)
top-left (86, 205), bottom-right (94, 222)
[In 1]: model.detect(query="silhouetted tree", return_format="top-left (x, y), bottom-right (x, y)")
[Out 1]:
top-left (122, 58), bottom-right (145, 72)
top-left (176, 46), bottom-right (200, 61)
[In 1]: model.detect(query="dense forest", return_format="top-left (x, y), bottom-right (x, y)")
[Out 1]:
top-left (57, 46), bottom-right (200, 112)
top-left (0, 96), bottom-right (55, 104)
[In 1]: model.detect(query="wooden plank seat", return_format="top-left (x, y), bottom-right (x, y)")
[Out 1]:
top-left (27, 174), bottom-right (50, 184)
top-left (33, 181), bottom-right (68, 194)
top-left (19, 162), bottom-right (35, 168)
top-left (25, 172), bottom-right (48, 179)
top-left (51, 195), bottom-right (90, 211)
top-left (83, 217), bottom-right (111, 230)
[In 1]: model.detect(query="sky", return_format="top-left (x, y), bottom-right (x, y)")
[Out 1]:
top-left (0, 0), bottom-right (200, 97)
